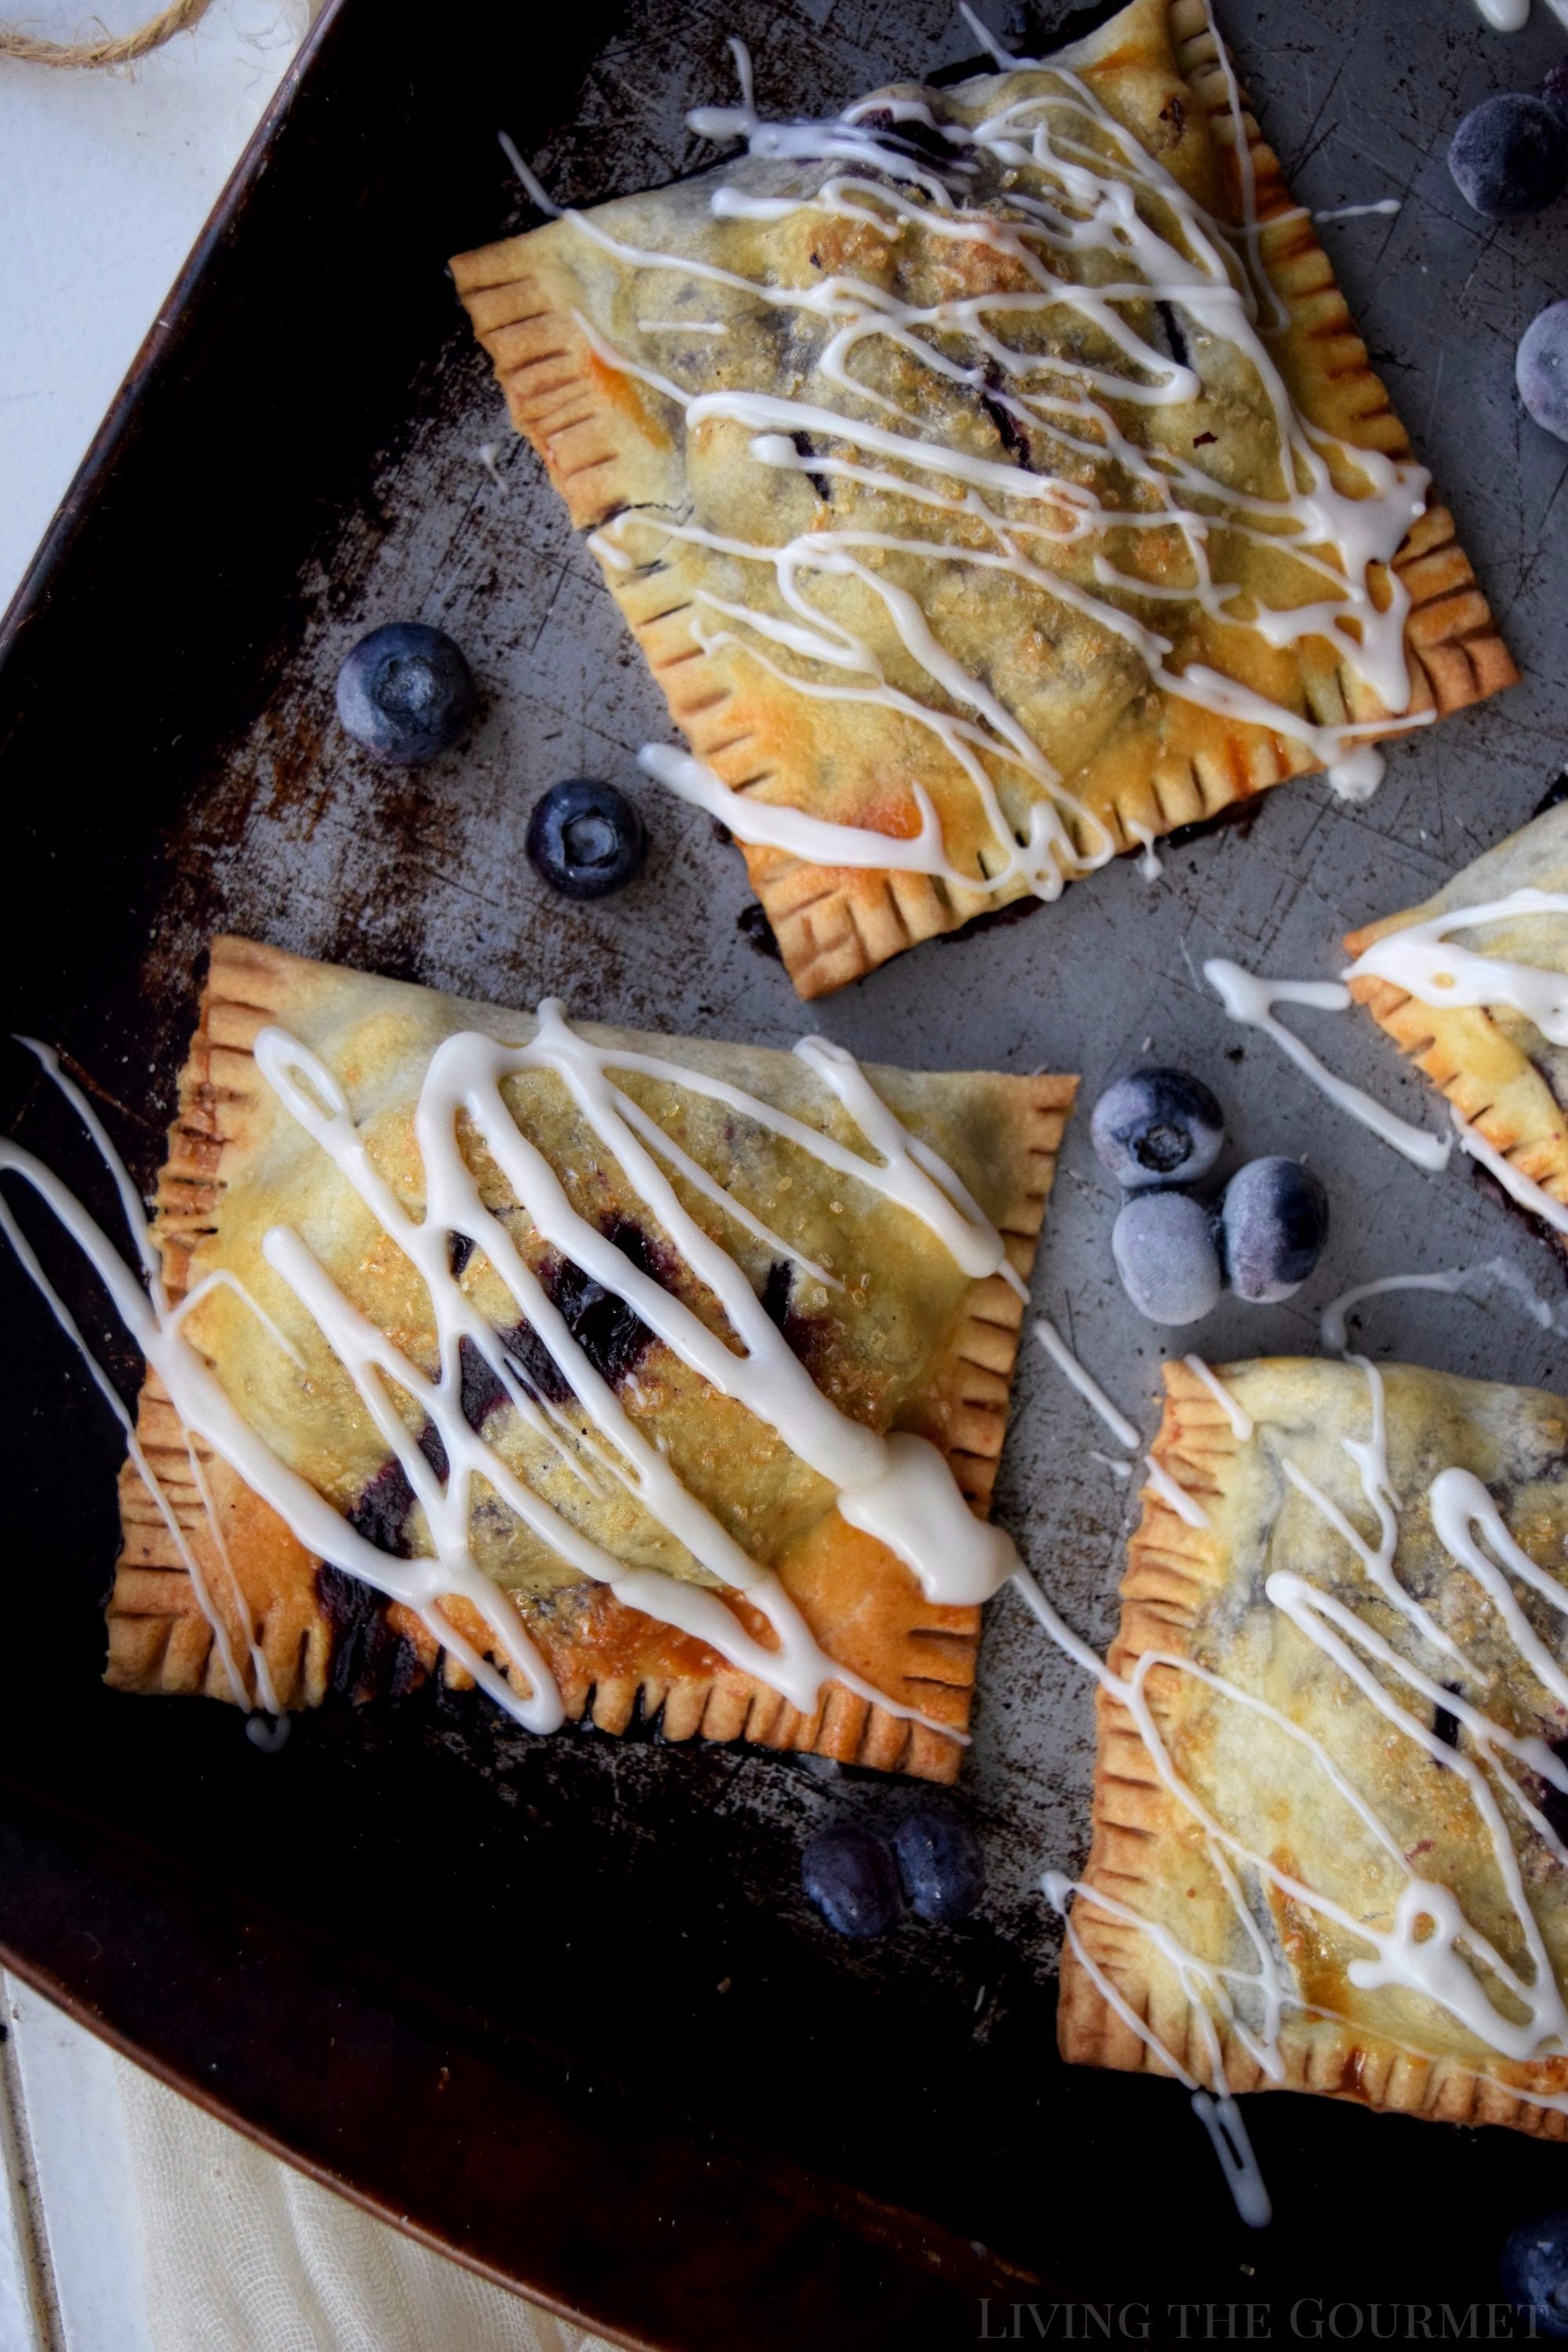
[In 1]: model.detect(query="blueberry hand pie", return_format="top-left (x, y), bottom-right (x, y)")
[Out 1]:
top-left (103, 938), bottom-right (1072, 1782)
top-left (1058, 1355), bottom-right (1568, 2136)
top-left (1346, 803), bottom-right (1568, 1247)
top-left (452, 0), bottom-right (1513, 996)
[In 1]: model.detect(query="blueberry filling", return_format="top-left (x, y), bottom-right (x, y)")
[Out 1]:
top-left (457, 1332), bottom-right (510, 1429)
top-left (981, 362), bottom-right (1034, 468)
top-left (343, 1220), bottom-right (671, 1554)
top-left (757, 1257), bottom-right (823, 1366)
top-left (850, 106), bottom-right (959, 172)
top-left (1542, 1737), bottom-right (1568, 1847)
top-left (448, 1231), bottom-right (476, 1278)
top-left (1155, 298), bottom-right (1192, 372)
top-left (1432, 1688), bottom-right (1462, 1751)
top-left (789, 428), bottom-right (832, 501)
top-left (543, 1218), bottom-right (667, 1390)
top-left (314, 1562), bottom-right (420, 1701)
top-left (347, 1456), bottom-right (421, 1559)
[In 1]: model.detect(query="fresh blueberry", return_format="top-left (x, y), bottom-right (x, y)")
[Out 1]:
top-left (1091, 1065), bottom-right (1224, 1192)
top-left (1544, 61), bottom-right (1568, 122)
top-left (1448, 93), bottom-right (1568, 220)
top-left (892, 1807), bottom-right (983, 1923)
top-left (335, 622), bottom-right (474, 764)
top-left (1218, 1156), bottom-right (1329, 1305)
top-left (525, 778), bottom-right (648, 900)
top-left (1501, 2213), bottom-right (1568, 2337)
top-left (1112, 1190), bottom-right (1222, 1327)
top-left (1519, 301), bottom-right (1568, 444)
top-left (801, 1824), bottom-right (902, 1939)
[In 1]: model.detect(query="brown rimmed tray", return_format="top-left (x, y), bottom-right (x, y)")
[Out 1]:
top-left (3, 0), bottom-right (1568, 2341)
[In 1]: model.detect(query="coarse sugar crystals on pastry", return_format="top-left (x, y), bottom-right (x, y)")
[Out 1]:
top-left (1057, 1353), bottom-right (1568, 2136)
top-left (1345, 801), bottom-right (1568, 1247)
top-left (453, 0), bottom-right (1515, 997)
top-left (82, 938), bottom-right (1075, 1783)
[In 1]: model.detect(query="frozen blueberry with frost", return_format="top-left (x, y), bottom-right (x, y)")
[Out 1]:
top-left (335, 622), bottom-right (474, 764)
top-left (1091, 1066), bottom-right (1224, 1192)
top-left (1448, 93), bottom-right (1568, 219)
top-left (1112, 1190), bottom-right (1222, 1327)
top-left (526, 779), bottom-right (648, 899)
top-left (1218, 1157), bottom-right (1329, 1305)
top-left (1519, 301), bottom-right (1568, 443)
top-left (892, 1807), bottom-right (983, 1924)
top-left (1501, 2214), bottom-right (1568, 2338)
top-left (801, 1824), bottom-right (902, 1939)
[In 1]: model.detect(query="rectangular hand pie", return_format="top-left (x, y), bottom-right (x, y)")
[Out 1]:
top-left (1058, 1355), bottom-right (1568, 2136)
top-left (1346, 803), bottom-right (1568, 1247)
top-left (452, 0), bottom-right (1515, 998)
top-left (105, 937), bottom-right (1073, 1783)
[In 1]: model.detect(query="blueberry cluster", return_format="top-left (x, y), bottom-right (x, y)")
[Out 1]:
top-left (1091, 1066), bottom-right (1329, 1328)
top-left (334, 624), bottom-right (653, 892)
top-left (1446, 72), bottom-right (1568, 443)
top-left (801, 1806), bottom-right (983, 1939)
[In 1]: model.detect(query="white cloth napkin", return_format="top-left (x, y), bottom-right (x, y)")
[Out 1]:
top-left (114, 2053), bottom-right (622, 2352)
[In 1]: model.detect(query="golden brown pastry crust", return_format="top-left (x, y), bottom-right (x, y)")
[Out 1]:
top-left (452, 0), bottom-right (1515, 999)
top-left (1346, 805), bottom-right (1568, 1234)
top-left (1059, 1357), bottom-right (1568, 2135)
top-left (106, 938), bottom-right (1073, 1783)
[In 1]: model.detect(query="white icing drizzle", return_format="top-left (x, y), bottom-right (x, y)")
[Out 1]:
top-left (1453, 1107), bottom-right (1568, 1236)
top-left (1344, 890), bottom-right (1568, 1041)
top-left (1142, 1450), bottom-right (1210, 1526)
top-left (1203, 956), bottom-right (1453, 1171)
top-left (1472, 0), bottom-right (1568, 27)
top-left (4, 1006), bottom-right (1031, 1741)
top-left (1324, 744), bottom-right (1385, 803)
top-left (1310, 200), bottom-right (1402, 224)
top-left (1033, 1314), bottom-right (1140, 1450)
top-left (1319, 1258), bottom-right (1556, 1354)
top-left (1182, 1353), bottom-right (1252, 1440)
top-left (1127, 820), bottom-right (1163, 882)
top-left (517, 35), bottom-right (1429, 905)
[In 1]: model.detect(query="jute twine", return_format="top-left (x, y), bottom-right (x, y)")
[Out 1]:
top-left (0, 0), bottom-right (216, 67)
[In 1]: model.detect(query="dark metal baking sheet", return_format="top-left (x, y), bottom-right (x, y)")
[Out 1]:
top-left (2, 0), bottom-right (1566, 2340)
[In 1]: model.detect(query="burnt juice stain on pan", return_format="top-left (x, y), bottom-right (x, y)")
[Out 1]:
top-left (1533, 769), bottom-right (1568, 818)
top-left (737, 902), bottom-right (782, 960)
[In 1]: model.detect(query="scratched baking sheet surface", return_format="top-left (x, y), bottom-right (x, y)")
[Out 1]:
top-left (141, 0), bottom-right (1568, 2016)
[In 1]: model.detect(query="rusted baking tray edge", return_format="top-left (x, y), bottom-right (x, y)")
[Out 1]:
top-left (0, 1781), bottom-right (1050, 2349)
top-left (0, 0), bottom-right (1051, 2336)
